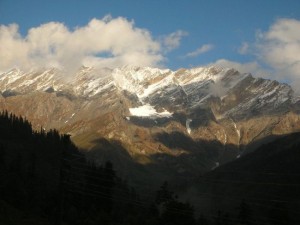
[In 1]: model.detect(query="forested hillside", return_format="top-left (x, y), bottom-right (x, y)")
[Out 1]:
top-left (0, 111), bottom-right (197, 225)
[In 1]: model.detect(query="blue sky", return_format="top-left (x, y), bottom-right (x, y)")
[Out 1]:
top-left (1, 0), bottom-right (300, 88)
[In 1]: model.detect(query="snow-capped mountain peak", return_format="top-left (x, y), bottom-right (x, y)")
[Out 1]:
top-left (0, 65), bottom-right (297, 119)
top-left (0, 65), bottom-right (300, 181)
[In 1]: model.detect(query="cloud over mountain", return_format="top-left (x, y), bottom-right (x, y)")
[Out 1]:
top-left (256, 18), bottom-right (300, 89)
top-left (0, 16), bottom-right (167, 73)
top-left (185, 44), bottom-right (214, 58)
top-left (211, 18), bottom-right (300, 92)
top-left (162, 30), bottom-right (188, 52)
top-left (1, 15), bottom-right (299, 94)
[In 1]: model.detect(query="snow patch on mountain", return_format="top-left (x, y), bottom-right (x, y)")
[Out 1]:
top-left (186, 119), bottom-right (192, 134)
top-left (129, 104), bottom-right (173, 118)
top-left (138, 74), bottom-right (175, 99)
top-left (0, 69), bottom-right (23, 85)
top-left (232, 121), bottom-right (241, 147)
top-left (112, 66), bottom-right (173, 99)
top-left (223, 129), bottom-right (227, 145)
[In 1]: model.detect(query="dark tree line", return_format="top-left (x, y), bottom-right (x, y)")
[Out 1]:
top-left (0, 110), bottom-right (119, 224)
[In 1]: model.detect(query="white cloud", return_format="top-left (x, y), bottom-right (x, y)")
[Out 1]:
top-left (185, 44), bottom-right (214, 58)
top-left (162, 30), bottom-right (188, 51)
top-left (238, 42), bottom-right (249, 55)
top-left (211, 18), bottom-right (300, 93)
top-left (206, 59), bottom-right (266, 97)
top-left (0, 16), bottom-right (165, 73)
top-left (213, 59), bottom-right (261, 74)
top-left (256, 18), bottom-right (300, 92)
top-left (210, 59), bottom-right (271, 81)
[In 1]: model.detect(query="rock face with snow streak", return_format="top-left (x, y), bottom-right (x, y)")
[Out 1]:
top-left (0, 65), bottom-right (299, 184)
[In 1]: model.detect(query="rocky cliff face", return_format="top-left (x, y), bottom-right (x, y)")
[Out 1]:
top-left (0, 66), bottom-right (299, 186)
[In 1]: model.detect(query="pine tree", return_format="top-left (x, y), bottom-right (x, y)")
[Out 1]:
top-left (155, 181), bottom-right (174, 205)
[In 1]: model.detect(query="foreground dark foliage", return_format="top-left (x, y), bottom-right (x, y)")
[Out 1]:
top-left (0, 111), bottom-right (197, 225)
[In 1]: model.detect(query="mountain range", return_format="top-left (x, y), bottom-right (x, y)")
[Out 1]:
top-left (1, 65), bottom-right (300, 188)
